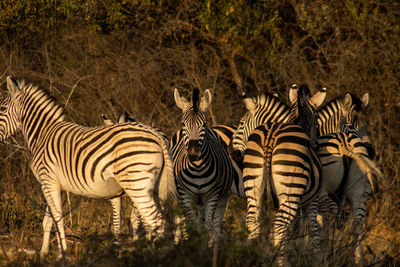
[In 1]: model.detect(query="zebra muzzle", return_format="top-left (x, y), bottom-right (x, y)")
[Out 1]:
top-left (187, 140), bottom-right (201, 161)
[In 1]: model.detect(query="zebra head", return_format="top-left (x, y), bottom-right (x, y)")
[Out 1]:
top-left (102, 112), bottom-right (135, 126)
top-left (174, 88), bottom-right (212, 162)
top-left (229, 92), bottom-right (290, 162)
top-left (317, 92), bottom-right (369, 135)
top-left (288, 84), bottom-right (326, 140)
top-left (0, 77), bottom-right (24, 142)
top-left (340, 93), bottom-right (375, 158)
top-left (341, 93), bottom-right (369, 134)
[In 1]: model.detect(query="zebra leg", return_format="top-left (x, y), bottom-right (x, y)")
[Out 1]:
top-left (204, 198), bottom-right (218, 246)
top-left (204, 194), bottom-right (229, 247)
top-left (39, 206), bottom-right (53, 259)
top-left (243, 162), bottom-right (267, 240)
top-left (318, 188), bottom-right (338, 248)
top-left (181, 193), bottom-right (200, 226)
top-left (346, 163), bottom-right (371, 264)
top-left (291, 212), bottom-right (302, 237)
top-left (271, 198), bottom-right (301, 267)
top-left (130, 205), bottom-right (142, 241)
top-left (109, 197), bottom-right (121, 243)
top-left (270, 178), bottom-right (303, 267)
top-left (305, 200), bottom-right (321, 251)
top-left (213, 194), bottom-right (229, 242)
top-left (173, 211), bottom-right (185, 244)
top-left (124, 193), bottom-right (163, 240)
top-left (40, 183), bottom-right (66, 260)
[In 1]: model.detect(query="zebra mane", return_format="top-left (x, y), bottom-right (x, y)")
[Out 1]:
top-left (192, 88), bottom-right (200, 111)
top-left (18, 79), bottom-right (65, 121)
top-left (297, 84), bottom-right (311, 106)
top-left (290, 84), bottom-right (311, 124)
top-left (246, 91), bottom-right (290, 111)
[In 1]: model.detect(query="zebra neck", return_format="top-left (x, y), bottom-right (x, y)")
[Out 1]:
top-left (20, 87), bottom-right (64, 154)
top-left (317, 114), bottom-right (342, 135)
top-left (317, 99), bottom-right (343, 135)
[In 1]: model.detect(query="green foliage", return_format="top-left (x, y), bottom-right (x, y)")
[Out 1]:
top-left (0, 0), bottom-right (86, 35)
top-left (199, 0), bottom-right (285, 60)
top-left (0, 0), bottom-right (164, 35)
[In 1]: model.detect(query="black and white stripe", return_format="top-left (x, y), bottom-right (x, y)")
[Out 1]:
top-left (0, 77), bottom-right (175, 259)
top-left (171, 88), bottom-right (236, 242)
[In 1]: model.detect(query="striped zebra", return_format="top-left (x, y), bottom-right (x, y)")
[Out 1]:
top-left (316, 93), bottom-right (382, 263)
top-left (171, 88), bottom-right (236, 243)
top-left (0, 77), bottom-right (175, 259)
top-left (243, 84), bottom-right (326, 266)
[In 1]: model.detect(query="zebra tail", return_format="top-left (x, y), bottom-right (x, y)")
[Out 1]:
top-left (356, 154), bottom-right (383, 193)
top-left (243, 132), bottom-right (269, 238)
top-left (157, 137), bottom-right (177, 204)
top-left (338, 145), bottom-right (383, 193)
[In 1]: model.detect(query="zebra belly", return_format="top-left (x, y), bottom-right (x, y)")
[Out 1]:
top-left (54, 168), bottom-right (123, 198)
top-left (179, 176), bottom-right (220, 195)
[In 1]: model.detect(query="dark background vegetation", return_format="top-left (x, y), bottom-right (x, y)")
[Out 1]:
top-left (0, 0), bottom-right (399, 266)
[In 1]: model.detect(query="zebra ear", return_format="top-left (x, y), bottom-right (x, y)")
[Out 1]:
top-left (289, 84), bottom-right (299, 104)
top-left (102, 114), bottom-right (114, 126)
top-left (243, 97), bottom-right (256, 113)
top-left (118, 112), bottom-right (135, 123)
top-left (174, 88), bottom-right (190, 112)
top-left (309, 87), bottom-right (327, 108)
top-left (6, 76), bottom-right (20, 96)
top-left (361, 93), bottom-right (369, 108)
top-left (199, 89), bottom-right (212, 112)
top-left (343, 93), bottom-right (353, 111)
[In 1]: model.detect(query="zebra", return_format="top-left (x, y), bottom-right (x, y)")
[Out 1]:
top-left (315, 93), bottom-right (383, 263)
top-left (0, 77), bottom-right (175, 259)
top-left (243, 84), bottom-right (326, 266)
top-left (171, 88), bottom-right (236, 243)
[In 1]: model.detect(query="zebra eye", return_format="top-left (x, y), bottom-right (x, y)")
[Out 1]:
top-left (0, 106), bottom-right (6, 112)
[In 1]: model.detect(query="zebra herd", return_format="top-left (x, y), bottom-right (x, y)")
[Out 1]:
top-left (0, 76), bottom-right (382, 265)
